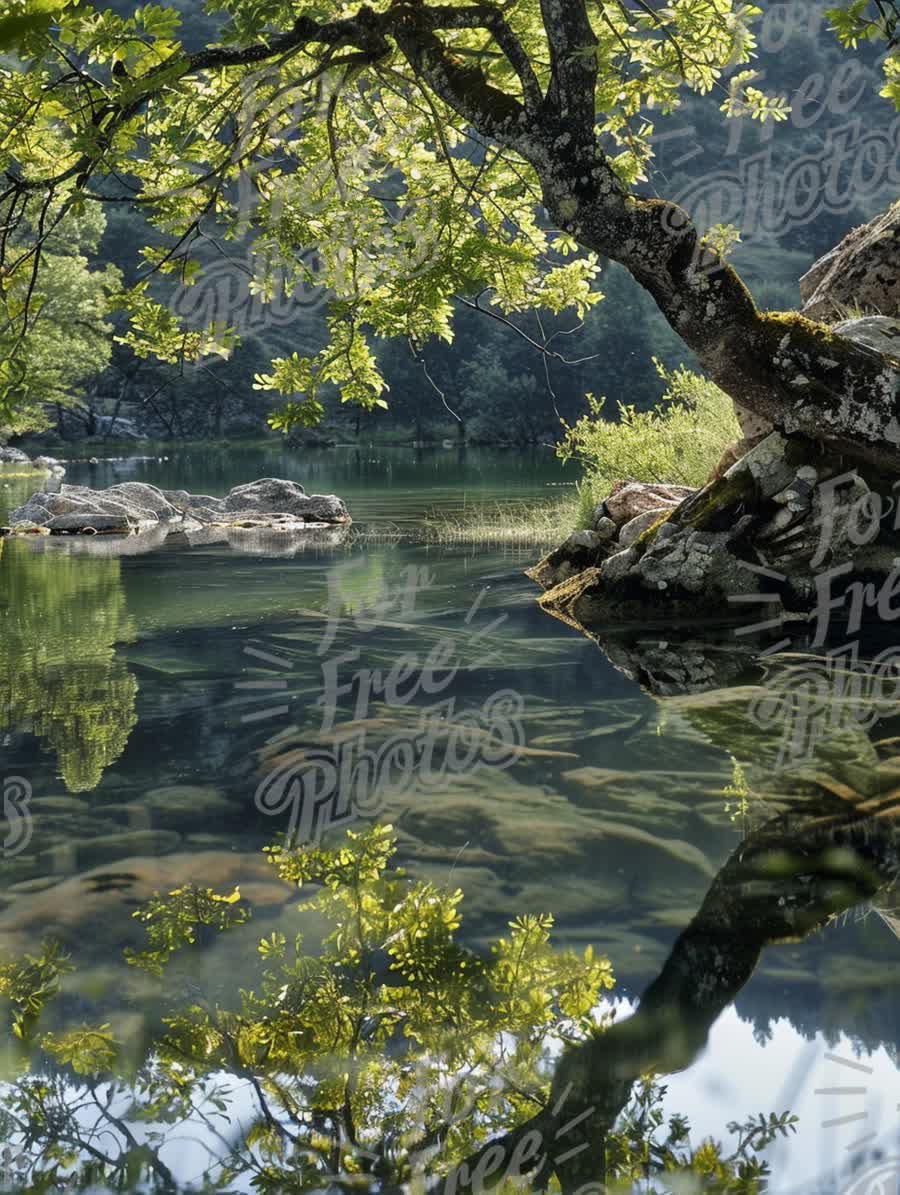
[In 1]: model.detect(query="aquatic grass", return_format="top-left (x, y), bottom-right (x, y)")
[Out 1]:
top-left (424, 495), bottom-right (577, 545)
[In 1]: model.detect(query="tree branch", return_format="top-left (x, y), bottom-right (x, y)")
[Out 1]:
top-left (538, 0), bottom-right (598, 139)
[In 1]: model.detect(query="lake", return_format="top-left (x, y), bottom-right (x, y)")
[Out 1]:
top-left (1, 444), bottom-right (898, 1193)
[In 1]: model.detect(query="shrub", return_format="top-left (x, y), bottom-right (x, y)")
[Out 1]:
top-left (557, 361), bottom-right (741, 506)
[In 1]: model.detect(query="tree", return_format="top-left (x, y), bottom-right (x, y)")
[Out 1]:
top-left (0, 2), bottom-right (897, 463)
top-left (0, 201), bottom-right (120, 441)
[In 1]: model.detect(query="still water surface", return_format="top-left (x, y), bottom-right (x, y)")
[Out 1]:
top-left (0, 445), bottom-right (898, 1192)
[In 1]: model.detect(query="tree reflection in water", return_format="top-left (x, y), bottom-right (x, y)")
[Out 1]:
top-left (1, 629), bottom-right (898, 1193)
top-left (0, 541), bottom-right (137, 792)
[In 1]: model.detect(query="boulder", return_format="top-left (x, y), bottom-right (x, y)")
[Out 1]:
top-left (619, 507), bottom-right (673, 547)
top-left (831, 315), bottom-right (900, 361)
top-left (9, 485), bottom-right (161, 532)
top-left (800, 202), bottom-right (900, 321)
top-left (224, 477), bottom-right (306, 512)
top-left (0, 446), bottom-right (30, 464)
top-left (104, 482), bottom-right (178, 520)
top-left (225, 478), bottom-right (350, 524)
top-left (604, 481), bottom-right (695, 526)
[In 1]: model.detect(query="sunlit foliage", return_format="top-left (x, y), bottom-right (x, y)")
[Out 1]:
top-left (557, 362), bottom-right (741, 498)
top-left (0, 0), bottom-right (798, 432)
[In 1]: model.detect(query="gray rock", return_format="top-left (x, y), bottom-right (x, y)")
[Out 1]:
top-left (225, 480), bottom-right (350, 524)
top-left (619, 508), bottom-right (672, 547)
top-left (592, 516), bottom-right (618, 543)
top-left (526, 526), bottom-right (616, 590)
top-left (832, 315), bottom-right (900, 361)
top-left (0, 446), bottom-right (29, 464)
top-left (601, 546), bottom-right (640, 584)
top-left (224, 477), bottom-right (307, 513)
top-left (724, 431), bottom-right (798, 498)
top-left (801, 202), bottom-right (900, 321)
top-left (10, 486), bottom-right (162, 533)
top-left (567, 530), bottom-right (603, 550)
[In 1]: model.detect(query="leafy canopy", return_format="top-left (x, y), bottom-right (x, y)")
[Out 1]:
top-left (0, 0), bottom-right (892, 430)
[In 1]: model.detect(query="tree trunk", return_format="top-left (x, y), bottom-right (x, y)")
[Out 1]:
top-left (391, 3), bottom-right (900, 474)
top-left (540, 178), bottom-right (899, 473)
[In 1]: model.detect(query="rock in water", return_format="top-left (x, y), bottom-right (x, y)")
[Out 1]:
top-left (224, 478), bottom-right (351, 523)
top-left (103, 482), bottom-right (179, 520)
top-left (7, 477), bottom-right (353, 548)
top-left (225, 478), bottom-right (307, 510)
top-left (801, 202), bottom-right (900, 321)
top-left (0, 446), bottom-right (30, 464)
top-left (8, 487), bottom-right (157, 533)
top-left (532, 431), bottom-right (900, 628)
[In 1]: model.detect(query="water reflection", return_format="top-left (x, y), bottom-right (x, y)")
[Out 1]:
top-left (0, 754), bottom-right (896, 1193)
top-left (0, 540), bottom-right (137, 792)
top-left (0, 503), bottom-right (898, 1189)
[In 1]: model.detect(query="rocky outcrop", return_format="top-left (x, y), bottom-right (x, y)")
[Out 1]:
top-left (2, 478), bottom-right (352, 551)
top-left (800, 202), bottom-right (900, 322)
top-left (0, 446), bottom-right (30, 464)
top-left (532, 431), bottom-right (900, 628)
top-left (529, 483), bottom-right (696, 591)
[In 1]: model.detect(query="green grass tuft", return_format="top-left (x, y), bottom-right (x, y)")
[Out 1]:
top-left (424, 496), bottom-right (578, 546)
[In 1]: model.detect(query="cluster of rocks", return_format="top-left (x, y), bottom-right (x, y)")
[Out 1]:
top-left (530, 212), bottom-right (900, 630)
top-left (2, 477), bottom-right (351, 549)
top-left (529, 480), bottom-right (695, 591)
top-left (0, 446), bottom-right (65, 477)
top-left (531, 426), bottom-right (900, 627)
